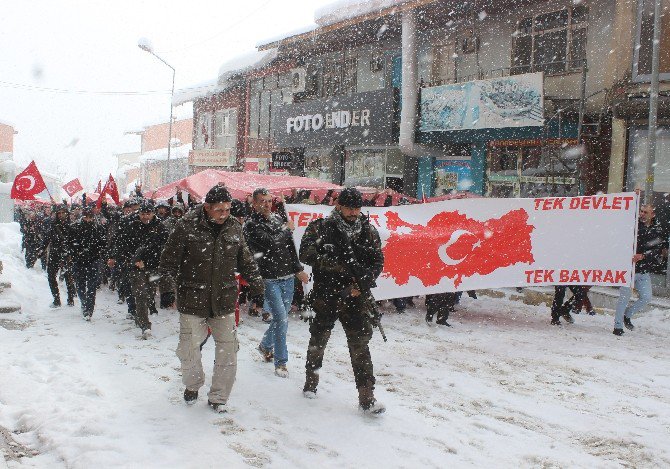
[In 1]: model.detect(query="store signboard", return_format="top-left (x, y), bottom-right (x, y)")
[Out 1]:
top-left (420, 72), bottom-right (544, 132)
top-left (271, 152), bottom-right (293, 170)
top-left (189, 149), bottom-right (234, 167)
top-left (274, 89), bottom-right (395, 147)
top-left (433, 158), bottom-right (472, 194)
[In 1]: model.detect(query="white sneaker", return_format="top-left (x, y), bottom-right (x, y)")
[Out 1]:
top-left (141, 329), bottom-right (152, 340)
top-left (275, 366), bottom-right (289, 378)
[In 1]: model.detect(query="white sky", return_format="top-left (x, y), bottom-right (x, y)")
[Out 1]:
top-left (0, 0), bottom-right (331, 189)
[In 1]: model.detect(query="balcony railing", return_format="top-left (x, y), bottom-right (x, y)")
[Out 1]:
top-left (423, 59), bottom-right (587, 88)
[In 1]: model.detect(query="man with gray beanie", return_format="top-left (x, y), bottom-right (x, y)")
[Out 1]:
top-left (160, 184), bottom-right (264, 413)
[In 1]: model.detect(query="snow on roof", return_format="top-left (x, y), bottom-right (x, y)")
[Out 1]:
top-left (217, 48), bottom-right (278, 85)
top-left (256, 24), bottom-right (318, 49)
top-left (139, 143), bottom-right (191, 163)
top-left (173, 79), bottom-right (222, 106)
top-left (117, 162), bottom-right (141, 175)
top-left (315, 0), bottom-right (408, 26)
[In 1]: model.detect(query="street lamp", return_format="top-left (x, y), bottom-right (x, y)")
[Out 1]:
top-left (138, 41), bottom-right (175, 185)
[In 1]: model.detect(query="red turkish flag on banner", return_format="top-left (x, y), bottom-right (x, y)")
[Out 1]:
top-left (62, 178), bottom-right (84, 197)
top-left (10, 161), bottom-right (47, 201)
top-left (95, 180), bottom-right (102, 193)
top-left (96, 174), bottom-right (120, 208)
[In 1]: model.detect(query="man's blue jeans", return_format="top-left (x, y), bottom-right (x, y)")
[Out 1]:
top-left (614, 272), bottom-right (653, 329)
top-left (260, 277), bottom-right (294, 367)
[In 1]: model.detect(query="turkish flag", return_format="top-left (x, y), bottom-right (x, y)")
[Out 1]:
top-left (62, 178), bottom-right (84, 197)
top-left (10, 161), bottom-right (47, 201)
top-left (383, 209), bottom-right (535, 288)
top-left (96, 174), bottom-right (120, 208)
top-left (95, 180), bottom-right (102, 193)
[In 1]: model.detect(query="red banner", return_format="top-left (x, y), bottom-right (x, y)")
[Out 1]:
top-left (11, 161), bottom-right (47, 201)
top-left (62, 178), bottom-right (83, 197)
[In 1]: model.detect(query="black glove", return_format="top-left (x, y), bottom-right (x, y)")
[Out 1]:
top-left (251, 294), bottom-right (265, 309)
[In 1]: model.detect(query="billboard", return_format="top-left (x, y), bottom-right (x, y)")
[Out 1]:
top-left (420, 72), bottom-right (544, 132)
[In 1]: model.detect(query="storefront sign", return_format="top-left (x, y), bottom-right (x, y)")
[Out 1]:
top-left (189, 149), bottom-right (234, 167)
top-left (271, 152), bottom-right (293, 170)
top-left (489, 138), bottom-right (578, 147)
top-left (434, 158), bottom-right (472, 194)
top-left (420, 72), bottom-right (544, 132)
top-left (274, 89), bottom-right (395, 147)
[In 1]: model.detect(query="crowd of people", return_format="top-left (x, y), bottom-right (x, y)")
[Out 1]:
top-left (14, 184), bottom-right (668, 415)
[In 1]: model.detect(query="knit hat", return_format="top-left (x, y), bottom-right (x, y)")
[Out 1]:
top-left (205, 184), bottom-right (232, 204)
top-left (337, 187), bottom-right (363, 208)
top-left (139, 200), bottom-right (155, 213)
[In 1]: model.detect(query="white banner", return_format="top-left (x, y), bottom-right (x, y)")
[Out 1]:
top-left (287, 193), bottom-right (639, 301)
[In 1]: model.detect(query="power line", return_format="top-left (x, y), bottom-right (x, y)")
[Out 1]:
top-left (0, 80), bottom-right (171, 96)
top-left (161, 0), bottom-right (273, 55)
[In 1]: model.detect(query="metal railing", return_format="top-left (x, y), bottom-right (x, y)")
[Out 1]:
top-left (423, 59), bottom-right (587, 87)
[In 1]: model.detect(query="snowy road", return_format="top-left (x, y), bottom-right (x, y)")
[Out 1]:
top-left (1, 222), bottom-right (670, 468)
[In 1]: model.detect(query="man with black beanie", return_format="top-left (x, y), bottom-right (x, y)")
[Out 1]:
top-left (299, 187), bottom-right (386, 414)
top-left (160, 184), bottom-right (264, 413)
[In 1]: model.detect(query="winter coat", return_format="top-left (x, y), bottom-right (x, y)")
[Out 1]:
top-left (635, 219), bottom-right (668, 274)
top-left (299, 212), bottom-right (384, 299)
top-left (159, 205), bottom-right (263, 318)
top-left (162, 216), bottom-right (180, 235)
top-left (42, 217), bottom-right (72, 263)
top-left (243, 211), bottom-right (302, 280)
top-left (69, 219), bottom-right (107, 266)
top-left (109, 213), bottom-right (167, 270)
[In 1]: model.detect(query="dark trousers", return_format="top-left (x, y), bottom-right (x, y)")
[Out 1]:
top-left (131, 268), bottom-right (156, 332)
top-left (24, 243), bottom-right (39, 268)
top-left (47, 257), bottom-right (75, 304)
top-left (425, 293), bottom-right (461, 322)
top-left (305, 293), bottom-right (374, 390)
top-left (551, 286), bottom-right (587, 320)
top-left (73, 263), bottom-right (99, 313)
top-left (119, 263), bottom-right (135, 312)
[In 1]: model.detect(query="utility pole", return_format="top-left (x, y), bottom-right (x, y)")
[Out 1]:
top-left (645, 0), bottom-right (662, 204)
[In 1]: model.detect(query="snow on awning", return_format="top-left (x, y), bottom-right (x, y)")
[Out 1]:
top-left (139, 144), bottom-right (191, 163)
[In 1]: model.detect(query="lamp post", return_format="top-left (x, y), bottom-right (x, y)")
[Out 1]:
top-left (139, 42), bottom-right (175, 185)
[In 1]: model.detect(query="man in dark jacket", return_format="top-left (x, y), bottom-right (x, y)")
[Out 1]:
top-left (107, 198), bottom-right (142, 314)
top-left (20, 209), bottom-right (42, 268)
top-left (159, 185), bottom-right (264, 413)
top-left (158, 203), bottom-right (185, 308)
top-left (129, 200), bottom-right (168, 338)
top-left (299, 187), bottom-right (386, 414)
top-left (42, 204), bottom-right (76, 308)
top-left (69, 205), bottom-right (107, 319)
top-left (613, 204), bottom-right (666, 335)
top-left (243, 188), bottom-right (308, 378)
top-left (111, 200), bottom-right (167, 338)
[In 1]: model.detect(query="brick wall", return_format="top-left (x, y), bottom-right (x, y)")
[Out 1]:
top-left (0, 123), bottom-right (15, 153)
top-left (141, 118), bottom-right (193, 153)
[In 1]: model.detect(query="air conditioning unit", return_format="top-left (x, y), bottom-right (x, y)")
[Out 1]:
top-left (291, 67), bottom-right (307, 93)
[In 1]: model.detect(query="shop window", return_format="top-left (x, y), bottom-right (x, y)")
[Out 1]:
top-left (634, 0), bottom-right (670, 81)
top-left (196, 113), bottom-right (213, 149)
top-left (214, 108), bottom-right (237, 150)
top-left (321, 53), bottom-right (358, 98)
top-left (627, 128), bottom-right (670, 192)
top-left (258, 90), bottom-right (271, 139)
top-left (345, 150), bottom-right (386, 180)
top-left (304, 150), bottom-right (335, 181)
top-left (248, 79), bottom-right (262, 138)
top-left (512, 7), bottom-right (588, 75)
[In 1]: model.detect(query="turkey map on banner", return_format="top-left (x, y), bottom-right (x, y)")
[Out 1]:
top-left (62, 178), bottom-right (84, 197)
top-left (10, 161), bottom-right (47, 201)
top-left (286, 193), bottom-right (639, 300)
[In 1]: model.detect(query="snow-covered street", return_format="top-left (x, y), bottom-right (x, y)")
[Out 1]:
top-left (1, 220), bottom-right (670, 468)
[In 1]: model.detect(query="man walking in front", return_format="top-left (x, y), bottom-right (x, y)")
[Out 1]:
top-left (243, 188), bottom-right (309, 378)
top-left (160, 185), bottom-right (264, 413)
top-left (613, 204), bottom-right (665, 336)
top-left (299, 187), bottom-right (386, 414)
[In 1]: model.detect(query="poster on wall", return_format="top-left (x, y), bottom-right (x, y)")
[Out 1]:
top-left (420, 72), bottom-right (544, 132)
top-left (434, 158), bottom-right (472, 195)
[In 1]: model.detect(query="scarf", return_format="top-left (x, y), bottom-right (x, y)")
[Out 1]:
top-left (330, 209), bottom-right (362, 240)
